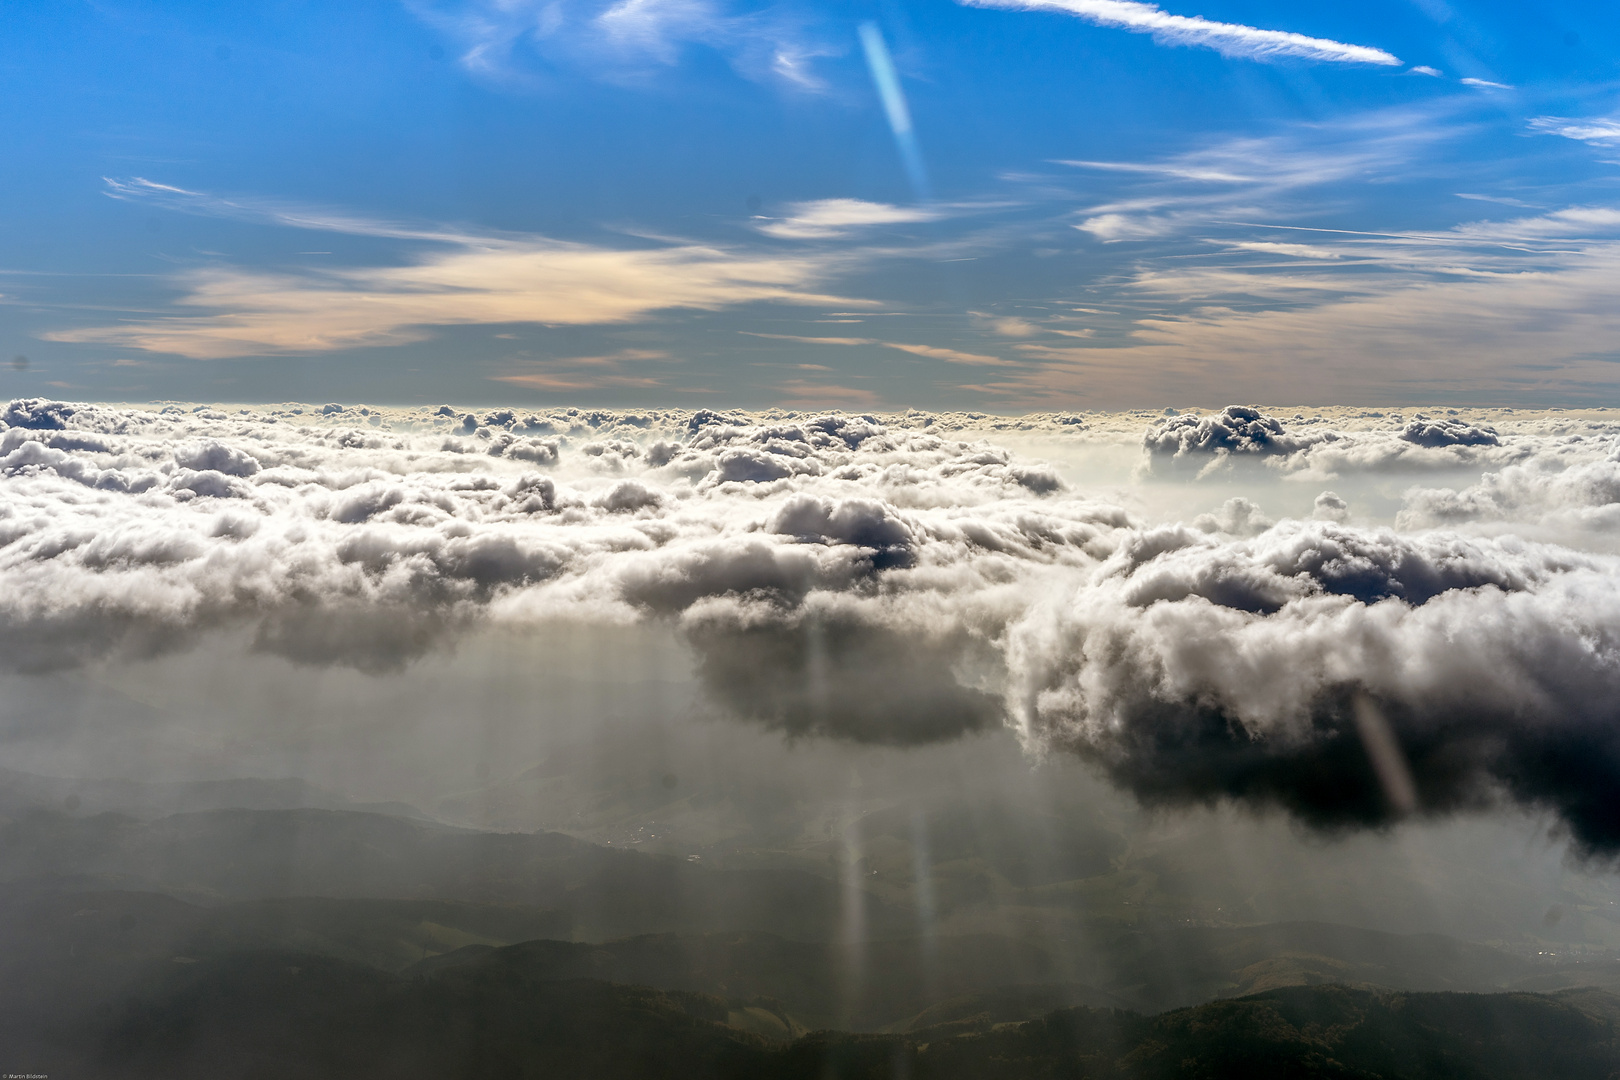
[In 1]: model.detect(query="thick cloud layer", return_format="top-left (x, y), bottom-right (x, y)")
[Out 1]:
top-left (0, 400), bottom-right (1116, 743)
top-left (6, 399), bottom-right (1620, 851)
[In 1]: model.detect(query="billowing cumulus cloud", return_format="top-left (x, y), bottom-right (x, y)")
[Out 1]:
top-left (1141, 406), bottom-right (1532, 479)
top-left (1398, 416), bottom-right (1499, 449)
top-left (1004, 523), bottom-right (1620, 854)
top-left (0, 400), bottom-right (1111, 724)
top-left (6, 399), bottom-right (1620, 851)
top-left (1399, 440), bottom-right (1620, 536)
top-left (1145, 405), bottom-right (1302, 461)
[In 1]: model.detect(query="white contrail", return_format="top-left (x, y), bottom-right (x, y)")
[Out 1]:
top-left (858, 23), bottom-right (932, 202)
top-left (960, 0), bottom-right (1401, 66)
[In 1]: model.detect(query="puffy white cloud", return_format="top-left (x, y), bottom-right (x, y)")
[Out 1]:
top-left (173, 439), bottom-right (262, 477)
top-left (0, 400), bottom-right (1108, 692)
top-left (1399, 440), bottom-right (1620, 535)
top-left (1312, 491), bottom-right (1350, 523)
top-left (1193, 496), bottom-right (1272, 536)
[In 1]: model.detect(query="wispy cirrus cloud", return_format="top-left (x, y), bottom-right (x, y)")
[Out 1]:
top-left (1054, 159), bottom-right (1252, 183)
top-left (992, 203), bottom-right (1620, 405)
top-left (754, 198), bottom-right (942, 240)
top-left (1450, 205), bottom-right (1620, 240)
top-left (742, 332), bottom-right (1013, 366)
top-left (50, 246), bottom-right (859, 360)
top-left (1530, 116), bottom-right (1620, 146)
top-left (48, 180), bottom-right (865, 360)
top-left (1077, 211), bottom-right (1186, 240)
top-left (1225, 240), bottom-right (1342, 259)
top-left (1054, 104), bottom-right (1467, 243)
top-left (491, 349), bottom-right (673, 391)
top-left (773, 379), bottom-right (879, 405)
top-left (102, 177), bottom-right (462, 242)
top-left (958, 0), bottom-right (1400, 66)
top-left (885, 341), bottom-right (1014, 365)
top-left (405, 0), bottom-right (836, 89)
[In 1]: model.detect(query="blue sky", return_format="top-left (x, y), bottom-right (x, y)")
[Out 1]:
top-left (3, 0), bottom-right (1620, 408)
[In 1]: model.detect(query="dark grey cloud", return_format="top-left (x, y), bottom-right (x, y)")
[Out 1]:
top-left (2, 399), bottom-right (81, 430)
top-left (1007, 522), bottom-right (1620, 854)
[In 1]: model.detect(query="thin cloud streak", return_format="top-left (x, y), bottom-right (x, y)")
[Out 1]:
top-left (406, 0), bottom-right (836, 90)
top-left (491, 348), bottom-right (673, 391)
top-left (773, 379), bottom-right (879, 405)
top-left (742, 332), bottom-right (1013, 366)
top-left (492, 371), bottom-right (665, 390)
top-left (999, 241), bottom-right (1620, 405)
top-left (1050, 104), bottom-right (1471, 244)
top-left (959, 0), bottom-right (1400, 66)
top-left (985, 107), bottom-right (1620, 405)
top-left (1530, 116), bottom-right (1620, 145)
top-left (1226, 240), bottom-right (1343, 259)
top-left (102, 177), bottom-right (465, 244)
top-left (755, 199), bottom-right (942, 240)
top-left (1054, 159), bottom-right (1253, 183)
